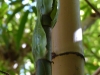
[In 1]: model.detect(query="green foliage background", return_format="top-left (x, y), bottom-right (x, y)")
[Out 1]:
top-left (0, 0), bottom-right (99, 75)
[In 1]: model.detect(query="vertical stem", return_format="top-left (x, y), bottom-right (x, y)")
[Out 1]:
top-left (43, 26), bottom-right (52, 61)
top-left (43, 26), bottom-right (52, 75)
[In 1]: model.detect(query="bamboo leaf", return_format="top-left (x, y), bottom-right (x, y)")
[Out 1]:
top-left (16, 10), bottom-right (29, 50)
top-left (0, 2), bottom-right (8, 18)
top-left (6, 5), bottom-right (26, 24)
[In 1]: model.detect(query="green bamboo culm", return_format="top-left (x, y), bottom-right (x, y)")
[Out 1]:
top-left (32, 0), bottom-right (59, 75)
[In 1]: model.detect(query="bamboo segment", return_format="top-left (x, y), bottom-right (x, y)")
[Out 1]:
top-left (52, 0), bottom-right (84, 75)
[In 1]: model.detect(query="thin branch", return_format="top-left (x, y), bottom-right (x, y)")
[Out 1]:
top-left (0, 70), bottom-right (9, 75)
top-left (93, 67), bottom-right (100, 75)
top-left (85, 0), bottom-right (100, 16)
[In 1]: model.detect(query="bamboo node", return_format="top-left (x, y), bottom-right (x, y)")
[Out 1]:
top-left (52, 52), bottom-right (85, 61)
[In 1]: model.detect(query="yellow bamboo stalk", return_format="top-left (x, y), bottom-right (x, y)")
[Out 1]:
top-left (52, 0), bottom-right (84, 75)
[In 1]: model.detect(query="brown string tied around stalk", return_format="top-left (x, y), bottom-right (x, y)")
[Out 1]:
top-left (52, 51), bottom-right (85, 61)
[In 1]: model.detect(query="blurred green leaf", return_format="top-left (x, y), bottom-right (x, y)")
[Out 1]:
top-left (80, 4), bottom-right (87, 9)
top-left (32, 6), bottom-right (37, 15)
top-left (0, 2), bottom-right (8, 18)
top-left (7, 5), bottom-right (26, 24)
top-left (16, 10), bottom-right (29, 50)
top-left (86, 63), bottom-right (98, 70)
top-left (0, 25), bottom-right (9, 47)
